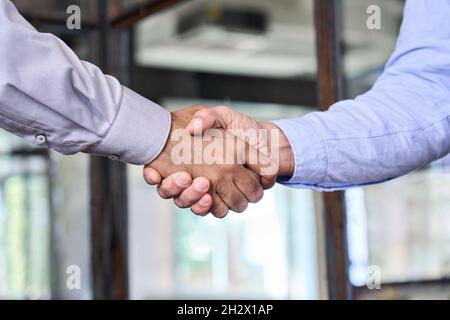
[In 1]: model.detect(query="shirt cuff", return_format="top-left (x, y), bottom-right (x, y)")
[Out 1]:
top-left (271, 117), bottom-right (327, 186)
top-left (86, 87), bottom-right (171, 165)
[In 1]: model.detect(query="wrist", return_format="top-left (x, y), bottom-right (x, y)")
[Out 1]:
top-left (261, 122), bottom-right (294, 177)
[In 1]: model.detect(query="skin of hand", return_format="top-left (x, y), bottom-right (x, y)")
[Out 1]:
top-left (145, 105), bottom-right (265, 218)
top-left (144, 106), bottom-right (295, 215)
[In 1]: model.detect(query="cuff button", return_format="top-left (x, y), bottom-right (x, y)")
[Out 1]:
top-left (36, 134), bottom-right (47, 146)
top-left (108, 154), bottom-right (120, 161)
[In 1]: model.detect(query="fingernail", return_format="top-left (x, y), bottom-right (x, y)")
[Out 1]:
top-left (186, 120), bottom-right (194, 131)
top-left (200, 196), bottom-right (211, 206)
top-left (186, 118), bottom-right (202, 133)
top-left (186, 120), bottom-right (196, 132)
top-left (194, 178), bottom-right (209, 192)
top-left (175, 175), bottom-right (190, 187)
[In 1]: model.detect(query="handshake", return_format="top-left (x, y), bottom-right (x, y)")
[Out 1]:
top-left (143, 105), bottom-right (295, 218)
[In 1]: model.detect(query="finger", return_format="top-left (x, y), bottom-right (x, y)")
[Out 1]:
top-left (156, 172), bottom-right (192, 199)
top-left (247, 163), bottom-right (277, 189)
top-left (186, 106), bottom-right (233, 134)
top-left (210, 193), bottom-right (229, 218)
top-left (260, 175), bottom-right (277, 190)
top-left (173, 177), bottom-right (210, 208)
top-left (190, 194), bottom-right (213, 216)
top-left (244, 143), bottom-right (278, 190)
top-left (233, 170), bottom-right (264, 203)
top-left (143, 167), bottom-right (162, 185)
top-left (216, 180), bottom-right (248, 213)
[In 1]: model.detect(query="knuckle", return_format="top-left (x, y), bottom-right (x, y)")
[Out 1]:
top-left (184, 192), bottom-right (197, 203)
top-left (212, 206), bottom-right (228, 218)
top-left (174, 197), bottom-right (189, 208)
top-left (192, 207), bottom-right (208, 216)
top-left (157, 187), bottom-right (171, 199)
top-left (160, 180), bottom-right (175, 194)
top-left (209, 176), bottom-right (221, 189)
top-left (256, 188), bottom-right (264, 201)
top-left (231, 195), bottom-right (247, 213)
top-left (261, 175), bottom-right (277, 190)
top-left (234, 199), bottom-right (248, 213)
top-left (243, 183), bottom-right (257, 202)
top-left (249, 186), bottom-right (264, 203)
top-left (215, 105), bottom-right (230, 114)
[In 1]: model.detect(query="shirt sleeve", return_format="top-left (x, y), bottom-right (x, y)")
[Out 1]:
top-left (0, 0), bottom-right (171, 165)
top-left (273, 0), bottom-right (450, 191)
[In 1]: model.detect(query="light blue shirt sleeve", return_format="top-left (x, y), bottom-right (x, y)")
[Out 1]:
top-left (0, 0), bottom-right (171, 165)
top-left (273, 0), bottom-right (450, 191)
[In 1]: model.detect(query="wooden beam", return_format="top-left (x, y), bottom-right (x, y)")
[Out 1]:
top-left (21, 12), bottom-right (97, 29)
top-left (110, 0), bottom-right (185, 30)
top-left (314, 0), bottom-right (352, 300)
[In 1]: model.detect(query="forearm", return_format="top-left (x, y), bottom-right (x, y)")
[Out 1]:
top-left (273, 63), bottom-right (450, 191)
top-left (271, 0), bottom-right (450, 191)
top-left (274, 94), bottom-right (450, 191)
top-left (0, 0), bottom-right (170, 165)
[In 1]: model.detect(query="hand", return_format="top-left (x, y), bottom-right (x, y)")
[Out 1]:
top-left (143, 170), bottom-right (214, 216)
top-left (186, 106), bottom-right (294, 179)
top-left (145, 105), bottom-right (265, 218)
top-left (144, 106), bottom-right (294, 215)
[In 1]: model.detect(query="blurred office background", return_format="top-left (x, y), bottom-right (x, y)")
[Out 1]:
top-left (1, 0), bottom-right (450, 300)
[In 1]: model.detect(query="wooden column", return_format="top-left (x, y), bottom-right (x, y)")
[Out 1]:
top-left (90, 0), bottom-right (129, 300)
top-left (314, 0), bottom-right (352, 300)
top-left (89, 0), bottom-right (186, 301)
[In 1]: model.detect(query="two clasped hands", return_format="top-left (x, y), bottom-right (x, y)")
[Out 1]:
top-left (143, 105), bottom-right (295, 218)
top-left (0, 0), bottom-right (446, 221)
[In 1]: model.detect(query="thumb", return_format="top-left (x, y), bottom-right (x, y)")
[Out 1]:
top-left (186, 106), bottom-right (233, 135)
